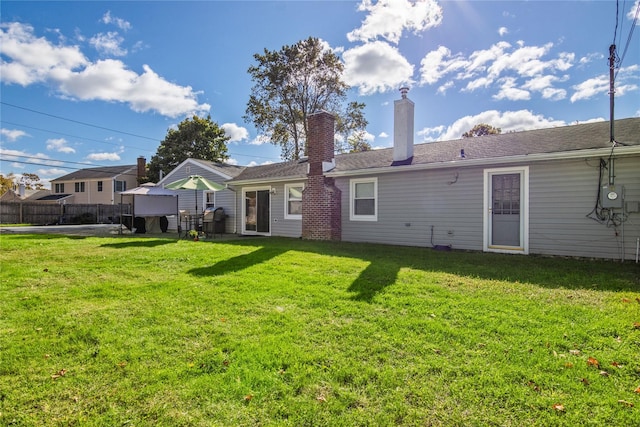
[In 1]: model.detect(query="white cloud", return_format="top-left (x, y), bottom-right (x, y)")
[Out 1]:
top-left (221, 123), bottom-right (249, 143)
top-left (0, 22), bottom-right (209, 118)
top-left (628, 0), bottom-right (640, 20)
top-left (378, 131), bottom-right (389, 138)
top-left (249, 134), bottom-right (271, 146)
top-left (498, 27), bottom-right (508, 37)
top-left (493, 78), bottom-right (530, 101)
top-left (343, 41), bottom-right (414, 95)
top-left (245, 160), bottom-right (274, 167)
top-left (521, 75), bottom-right (567, 100)
top-left (570, 75), bottom-right (608, 102)
top-left (85, 152), bottom-right (121, 161)
top-left (0, 22), bottom-right (88, 86)
top-left (0, 128), bottom-right (29, 142)
top-left (0, 148), bottom-right (63, 166)
top-left (347, 0), bottom-right (443, 44)
top-left (101, 11), bottom-right (132, 31)
top-left (90, 32), bottom-right (127, 56)
top-left (37, 168), bottom-right (68, 177)
top-left (46, 138), bottom-right (76, 153)
top-left (419, 110), bottom-right (568, 141)
top-left (436, 81), bottom-right (454, 95)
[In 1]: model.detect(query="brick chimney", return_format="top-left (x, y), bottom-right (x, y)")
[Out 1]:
top-left (302, 111), bottom-right (341, 241)
top-left (137, 156), bottom-right (146, 182)
top-left (392, 87), bottom-right (414, 166)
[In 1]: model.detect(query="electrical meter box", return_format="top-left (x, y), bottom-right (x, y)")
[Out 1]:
top-left (601, 185), bottom-right (623, 208)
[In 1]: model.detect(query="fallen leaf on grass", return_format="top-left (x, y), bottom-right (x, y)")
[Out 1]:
top-left (636, 297), bottom-right (640, 304)
top-left (569, 349), bottom-right (580, 356)
top-left (564, 362), bottom-right (574, 368)
top-left (117, 361), bottom-right (127, 368)
top-left (622, 298), bottom-right (631, 303)
top-left (552, 403), bottom-right (565, 412)
top-left (633, 322), bottom-right (640, 330)
top-left (618, 400), bottom-right (634, 407)
top-left (243, 394), bottom-right (253, 402)
top-left (43, 268), bottom-right (49, 272)
top-left (526, 380), bottom-right (540, 392)
top-left (51, 369), bottom-right (67, 380)
top-left (580, 378), bottom-right (590, 386)
top-left (587, 357), bottom-right (600, 368)
top-left (316, 395), bottom-right (327, 403)
top-left (599, 371), bottom-right (609, 377)
top-left (634, 386), bottom-right (640, 394)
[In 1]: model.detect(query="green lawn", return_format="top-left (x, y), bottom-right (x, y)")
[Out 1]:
top-left (1, 234), bottom-right (639, 426)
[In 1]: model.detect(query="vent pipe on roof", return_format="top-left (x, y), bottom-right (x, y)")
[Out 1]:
top-left (393, 87), bottom-right (414, 165)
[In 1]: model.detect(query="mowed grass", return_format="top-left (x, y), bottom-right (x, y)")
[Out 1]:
top-left (1, 234), bottom-right (639, 426)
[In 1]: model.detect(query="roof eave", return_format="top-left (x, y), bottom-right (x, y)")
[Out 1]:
top-left (327, 146), bottom-right (640, 178)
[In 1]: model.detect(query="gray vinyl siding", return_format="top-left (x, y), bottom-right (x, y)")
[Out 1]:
top-left (337, 154), bottom-right (639, 260)
top-left (161, 163), bottom-right (234, 233)
top-left (337, 168), bottom-right (484, 250)
top-left (528, 155), bottom-right (639, 260)
top-left (231, 181), bottom-right (304, 238)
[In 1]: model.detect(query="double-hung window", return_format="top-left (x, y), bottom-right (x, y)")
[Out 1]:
top-left (54, 183), bottom-right (64, 193)
top-left (75, 182), bottom-right (85, 193)
top-left (350, 178), bottom-right (377, 221)
top-left (284, 183), bottom-right (304, 219)
top-left (114, 180), bottom-right (126, 192)
top-left (97, 181), bottom-right (103, 192)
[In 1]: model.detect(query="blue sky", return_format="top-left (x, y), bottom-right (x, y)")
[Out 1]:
top-left (1, 0), bottom-right (639, 187)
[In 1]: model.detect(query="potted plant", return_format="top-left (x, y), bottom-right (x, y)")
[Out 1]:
top-left (188, 229), bottom-right (199, 241)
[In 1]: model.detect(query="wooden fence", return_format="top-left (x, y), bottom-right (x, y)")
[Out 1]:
top-left (0, 202), bottom-right (132, 225)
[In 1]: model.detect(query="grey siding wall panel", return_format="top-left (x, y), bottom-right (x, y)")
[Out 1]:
top-left (529, 156), bottom-right (639, 260)
top-left (163, 163), bottom-right (234, 233)
top-left (337, 168), bottom-right (485, 250)
top-left (231, 182), bottom-right (303, 238)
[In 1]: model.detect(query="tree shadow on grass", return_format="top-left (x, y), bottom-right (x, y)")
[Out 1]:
top-left (188, 246), bottom-right (288, 277)
top-left (185, 238), bottom-right (640, 302)
top-left (100, 239), bottom-right (177, 249)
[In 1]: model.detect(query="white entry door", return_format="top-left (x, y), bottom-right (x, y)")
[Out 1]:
top-left (484, 167), bottom-right (529, 254)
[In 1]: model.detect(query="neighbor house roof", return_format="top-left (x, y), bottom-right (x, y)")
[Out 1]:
top-left (51, 165), bottom-right (137, 182)
top-left (230, 118), bottom-right (640, 183)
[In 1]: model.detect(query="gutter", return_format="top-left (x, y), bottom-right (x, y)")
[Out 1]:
top-left (326, 145), bottom-right (640, 178)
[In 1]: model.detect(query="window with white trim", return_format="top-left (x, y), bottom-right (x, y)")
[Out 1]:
top-left (54, 183), bottom-right (64, 193)
top-left (74, 182), bottom-right (85, 193)
top-left (284, 183), bottom-right (304, 219)
top-left (114, 180), bottom-right (126, 192)
top-left (350, 178), bottom-right (377, 221)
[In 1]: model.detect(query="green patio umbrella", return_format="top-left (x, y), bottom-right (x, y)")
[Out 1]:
top-left (165, 175), bottom-right (225, 212)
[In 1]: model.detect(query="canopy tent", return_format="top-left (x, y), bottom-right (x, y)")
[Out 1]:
top-left (120, 183), bottom-right (179, 234)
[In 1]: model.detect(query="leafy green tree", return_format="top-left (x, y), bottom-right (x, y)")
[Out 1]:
top-left (244, 37), bottom-right (368, 160)
top-left (147, 115), bottom-right (230, 183)
top-left (21, 173), bottom-right (45, 190)
top-left (462, 123), bottom-right (502, 138)
top-left (0, 173), bottom-right (15, 196)
top-left (335, 101), bottom-right (370, 153)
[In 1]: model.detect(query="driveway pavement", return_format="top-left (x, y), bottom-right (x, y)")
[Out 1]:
top-left (1, 224), bottom-right (132, 236)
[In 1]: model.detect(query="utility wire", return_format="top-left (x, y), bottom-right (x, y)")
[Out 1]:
top-left (0, 104), bottom-right (281, 162)
top-left (1, 101), bottom-right (159, 141)
top-left (614, 0), bottom-right (639, 81)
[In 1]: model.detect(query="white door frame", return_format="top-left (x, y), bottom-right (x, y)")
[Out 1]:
top-left (242, 186), bottom-right (272, 236)
top-left (483, 166), bottom-right (529, 254)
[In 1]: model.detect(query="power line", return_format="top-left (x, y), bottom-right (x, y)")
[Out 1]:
top-left (0, 120), bottom-right (155, 153)
top-left (1, 101), bottom-right (159, 141)
top-left (1, 103), bottom-right (282, 162)
top-left (614, 0), bottom-right (639, 81)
